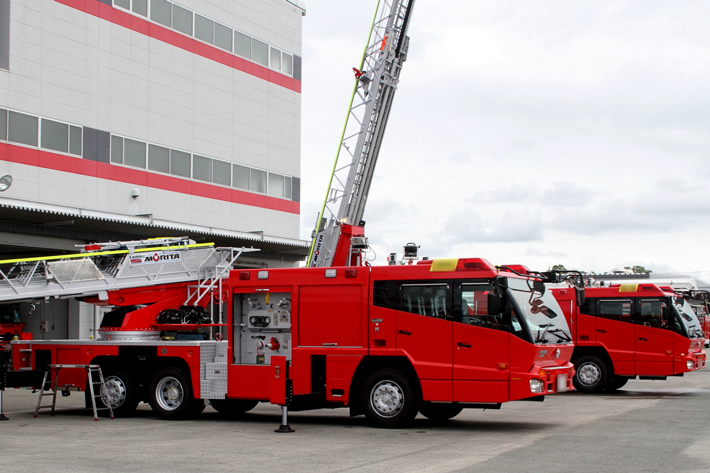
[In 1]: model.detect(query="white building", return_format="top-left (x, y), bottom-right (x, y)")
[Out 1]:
top-left (0, 0), bottom-right (308, 339)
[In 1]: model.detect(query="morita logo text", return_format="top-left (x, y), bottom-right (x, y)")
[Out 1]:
top-left (129, 252), bottom-right (182, 265)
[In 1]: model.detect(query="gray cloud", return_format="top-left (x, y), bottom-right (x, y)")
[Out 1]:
top-left (440, 209), bottom-right (544, 245)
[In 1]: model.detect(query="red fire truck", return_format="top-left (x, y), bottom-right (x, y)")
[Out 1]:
top-left (551, 282), bottom-right (706, 393)
top-left (0, 303), bottom-right (23, 346)
top-left (6, 254), bottom-right (574, 427)
top-left (678, 290), bottom-right (710, 348)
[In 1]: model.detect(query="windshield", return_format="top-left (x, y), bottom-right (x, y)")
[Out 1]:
top-left (672, 297), bottom-right (705, 340)
top-left (506, 277), bottom-right (572, 344)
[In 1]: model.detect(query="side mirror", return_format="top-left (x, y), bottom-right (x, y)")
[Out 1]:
top-left (488, 292), bottom-right (502, 314)
top-left (575, 286), bottom-right (586, 307)
top-left (533, 280), bottom-right (546, 295)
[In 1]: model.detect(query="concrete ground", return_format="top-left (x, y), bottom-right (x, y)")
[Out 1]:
top-left (1, 369), bottom-right (709, 473)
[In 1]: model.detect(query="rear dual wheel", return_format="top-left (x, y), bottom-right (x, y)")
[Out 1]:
top-left (419, 402), bottom-right (463, 422)
top-left (605, 376), bottom-right (629, 392)
top-left (87, 367), bottom-right (140, 417)
top-left (149, 367), bottom-right (205, 420)
top-left (210, 399), bottom-right (259, 418)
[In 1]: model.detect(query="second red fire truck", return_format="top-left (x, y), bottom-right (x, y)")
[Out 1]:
top-left (550, 279), bottom-right (706, 393)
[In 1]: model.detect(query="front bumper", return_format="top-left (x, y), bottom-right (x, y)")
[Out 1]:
top-left (510, 362), bottom-right (575, 401)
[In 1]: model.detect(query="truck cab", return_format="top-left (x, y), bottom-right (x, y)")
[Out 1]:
top-left (551, 283), bottom-right (706, 393)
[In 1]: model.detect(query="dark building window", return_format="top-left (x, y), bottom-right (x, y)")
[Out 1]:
top-left (0, 0), bottom-right (9, 71)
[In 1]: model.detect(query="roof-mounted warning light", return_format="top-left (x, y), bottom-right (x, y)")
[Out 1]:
top-left (498, 264), bottom-right (531, 275)
top-left (429, 258), bottom-right (495, 272)
top-left (456, 258), bottom-right (496, 272)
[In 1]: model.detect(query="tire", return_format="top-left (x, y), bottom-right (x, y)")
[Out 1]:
top-left (210, 399), bottom-right (259, 418)
top-left (99, 367), bottom-right (140, 417)
top-left (148, 367), bottom-right (201, 420)
top-left (419, 402), bottom-right (463, 422)
top-left (604, 376), bottom-right (629, 392)
top-left (573, 356), bottom-right (610, 394)
top-left (361, 369), bottom-right (419, 428)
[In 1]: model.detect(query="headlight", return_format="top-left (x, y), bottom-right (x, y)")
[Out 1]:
top-left (687, 360), bottom-right (695, 370)
top-left (529, 379), bottom-right (545, 393)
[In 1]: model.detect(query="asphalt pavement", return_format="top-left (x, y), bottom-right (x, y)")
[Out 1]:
top-left (1, 370), bottom-right (709, 473)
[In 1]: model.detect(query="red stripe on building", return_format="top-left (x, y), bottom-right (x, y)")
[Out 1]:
top-left (0, 143), bottom-right (299, 214)
top-left (54, 0), bottom-right (301, 94)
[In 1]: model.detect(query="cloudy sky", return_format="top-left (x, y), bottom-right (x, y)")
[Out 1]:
top-left (297, 1), bottom-right (710, 280)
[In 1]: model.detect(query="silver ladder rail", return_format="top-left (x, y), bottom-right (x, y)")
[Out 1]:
top-left (0, 237), bottom-right (259, 303)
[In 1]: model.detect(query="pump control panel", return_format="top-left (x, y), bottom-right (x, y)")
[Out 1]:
top-left (233, 292), bottom-right (291, 365)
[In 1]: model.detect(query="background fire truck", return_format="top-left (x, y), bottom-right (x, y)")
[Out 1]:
top-left (677, 290), bottom-right (710, 348)
top-left (0, 303), bottom-right (23, 346)
top-left (550, 280), bottom-right (706, 393)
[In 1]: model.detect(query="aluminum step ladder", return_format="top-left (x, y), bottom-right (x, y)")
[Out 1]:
top-left (33, 364), bottom-right (114, 421)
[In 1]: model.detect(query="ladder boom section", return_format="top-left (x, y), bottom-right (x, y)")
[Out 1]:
top-left (308, 0), bottom-right (415, 268)
top-left (0, 237), bottom-right (259, 303)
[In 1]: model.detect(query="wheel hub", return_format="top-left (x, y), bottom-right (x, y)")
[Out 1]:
top-left (371, 381), bottom-right (404, 417)
top-left (578, 362), bottom-right (601, 386)
top-left (102, 377), bottom-right (126, 407)
top-left (156, 377), bottom-right (184, 410)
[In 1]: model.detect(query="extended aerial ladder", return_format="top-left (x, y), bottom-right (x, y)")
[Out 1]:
top-left (307, 0), bottom-right (415, 267)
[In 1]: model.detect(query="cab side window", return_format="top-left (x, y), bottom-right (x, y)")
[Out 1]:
top-left (637, 299), bottom-right (663, 328)
top-left (373, 280), bottom-right (396, 309)
top-left (400, 283), bottom-right (449, 320)
top-left (458, 284), bottom-right (504, 330)
top-left (598, 299), bottom-right (632, 322)
top-left (579, 297), bottom-right (596, 315)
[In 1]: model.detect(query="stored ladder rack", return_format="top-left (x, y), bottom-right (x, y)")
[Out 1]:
top-left (0, 237), bottom-right (259, 303)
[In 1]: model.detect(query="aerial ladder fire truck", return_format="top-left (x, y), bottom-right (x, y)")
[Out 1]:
top-left (1, 0), bottom-right (576, 428)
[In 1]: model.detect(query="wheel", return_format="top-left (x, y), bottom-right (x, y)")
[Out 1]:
top-left (361, 369), bottom-right (419, 428)
top-left (604, 376), bottom-right (629, 392)
top-left (572, 356), bottom-right (610, 393)
top-left (148, 367), bottom-right (202, 420)
top-left (210, 399), bottom-right (259, 418)
top-left (419, 402), bottom-right (463, 422)
top-left (99, 367), bottom-right (140, 417)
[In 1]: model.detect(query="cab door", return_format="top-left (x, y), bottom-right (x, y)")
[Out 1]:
top-left (395, 282), bottom-right (453, 401)
top-left (595, 299), bottom-right (636, 375)
top-left (452, 282), bottom-right (509, 403)
top-left (634, 299), bottom-right (674, 376)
